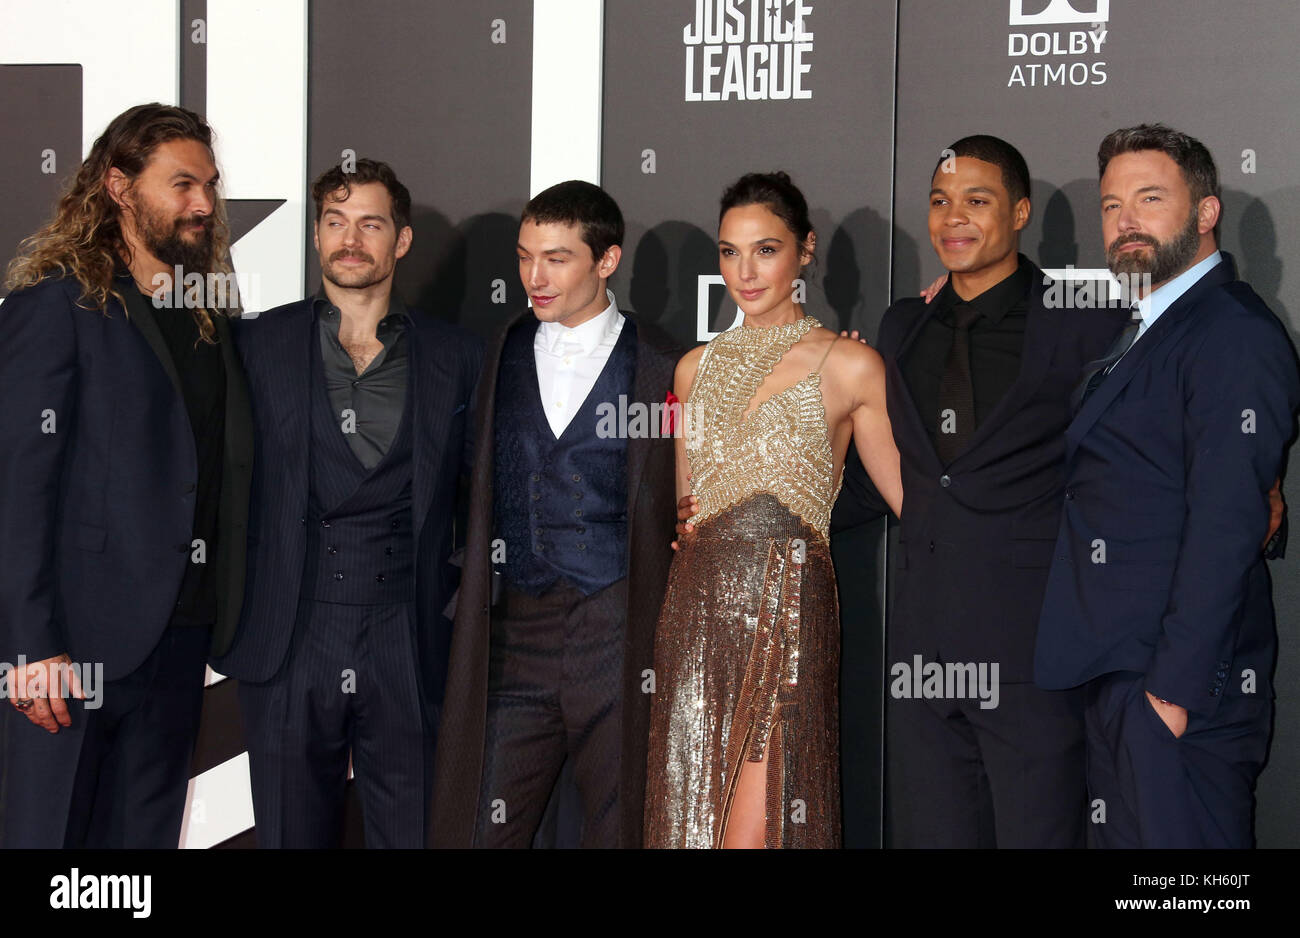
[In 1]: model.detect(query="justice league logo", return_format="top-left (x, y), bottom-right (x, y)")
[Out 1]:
top-left (682, 0), bottom-right (815, 102)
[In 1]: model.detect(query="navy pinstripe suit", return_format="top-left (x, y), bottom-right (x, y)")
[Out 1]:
top-left (216, 297), bottom-right (481, 846)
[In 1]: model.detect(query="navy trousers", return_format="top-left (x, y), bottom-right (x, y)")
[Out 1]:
top-left (0, 626), bottom-right (210, 848)
top-left (238, 598), bottom-right (432, 848)
top-left (473, 577), bottom-right (627, 848)
top-left (1083, 671), bottom-right (1269, 848)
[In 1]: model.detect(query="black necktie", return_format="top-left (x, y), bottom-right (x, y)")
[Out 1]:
top-left (935, 303), bottom-right (981, 464)
top-left (1073, 313), bottom-right (1140, 413)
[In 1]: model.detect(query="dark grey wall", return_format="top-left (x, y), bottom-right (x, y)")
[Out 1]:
top-left (894, 0), bottom-right (1300, 848)
top-left (606, 0), bottom-right (1300, 848)
top-left (0, 65), bottom-right (81, 298)
top-left (602, 0), bottom-right (898, 341)
top-left (306, 0), bottom-right (533, 338)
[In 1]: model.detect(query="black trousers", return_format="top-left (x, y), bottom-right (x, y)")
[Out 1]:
top-left (0, 625), bottom-right (210, 848)
top-left (474, 577), bottom-right (627, 848)
top-left (238, 598), bottom-right (432, 848)
top-left (888, 679), bottom-right (1087, 848)
top-left (1083, 671), bottom-right (1270, 848)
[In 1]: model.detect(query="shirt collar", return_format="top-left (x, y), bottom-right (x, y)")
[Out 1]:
top-left (313, 289), bottom-right (410, 334)
top-left (1136, 250), bottom-right (1222, 332)
top-left (935, 254), bottom-right (1032, 325)
top-left (536, 289), bottom-right (620, 355)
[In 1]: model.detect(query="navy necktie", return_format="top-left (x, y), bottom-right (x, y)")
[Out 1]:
top-left (1073, 314), bottom-right (1140, 413)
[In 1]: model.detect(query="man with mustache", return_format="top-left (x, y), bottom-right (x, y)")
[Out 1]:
top-left (214, 159), bottom-right (481, 846)
top-left (1036, 124), bottom-right (1300, 847)
top-left (0, 103), bottom-right (253, 847)
top-left (777, 134), bottom-right (1284, 847)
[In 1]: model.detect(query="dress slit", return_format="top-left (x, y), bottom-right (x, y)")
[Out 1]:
top-left (644, 315), bottom-right (843, 849)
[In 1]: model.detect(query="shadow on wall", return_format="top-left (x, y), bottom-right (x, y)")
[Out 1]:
top-left (621, 210), bottom-right (900, 347)
top-left (397, 207), bottom-right (522, 337)
top-left (1225, 186), bottom-right (1294, 337)
top-left (1035, 181), bottom-right (1081, 270)
top-left (821, 206), bottom-right (892, 339)
top-left (623, 219), bottom-right (716, 345)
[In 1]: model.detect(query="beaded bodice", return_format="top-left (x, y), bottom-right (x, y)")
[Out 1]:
top-left (684, 316), bottom-right (842, 542)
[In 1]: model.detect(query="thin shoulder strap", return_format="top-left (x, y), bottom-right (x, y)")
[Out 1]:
top-left (812, 334), bottom-right (839, 374)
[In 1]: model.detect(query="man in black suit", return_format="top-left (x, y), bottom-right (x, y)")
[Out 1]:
top-left (0, 103), bottom-right (253, 847)
top-left (832, 136), bottom-right (1131, 847)
top-left (431, 181), bottom-right (682, 848)
top-left (1035, 125), bottom-right (1300, 847)
top-left (215, 159), bottom-right (481, 847)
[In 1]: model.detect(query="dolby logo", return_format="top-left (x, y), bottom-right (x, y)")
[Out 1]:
top-left (1009, 0), bottom-right (1108, 26)
top-left (1006, 0), bottom-right (1110, 88)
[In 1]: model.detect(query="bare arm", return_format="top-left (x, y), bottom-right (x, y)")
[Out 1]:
top-left (847, 343), bottom-right (903, 518)
top-left (672, 347), bottom-right (703, 503)
top-left (669, 347), bottom-right (704, 550)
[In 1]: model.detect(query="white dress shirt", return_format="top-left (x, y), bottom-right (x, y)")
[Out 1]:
top-left (534, 289), bottom-right (625, 438)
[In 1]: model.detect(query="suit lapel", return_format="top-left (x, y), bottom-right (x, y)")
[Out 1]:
top-left (410, 315), bottom-right (455, 540)
top-left (886, 300), bottom-right (946, 474)
top-left (280, 303), bottom-right (315, 509)
top-left (1066, 258), bottom-right (1235, 457)
top-left (214, 313), bottom-right (254, 467)
top-left (625, 316), bottom-right (673, 532)
top-left (121, 284), bottom-right (185, 400)
top-left (953, 279), bottom-right (1061, 463)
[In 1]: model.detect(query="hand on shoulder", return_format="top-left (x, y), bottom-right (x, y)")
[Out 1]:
top-left (818, 325), bottom-right (882, 377)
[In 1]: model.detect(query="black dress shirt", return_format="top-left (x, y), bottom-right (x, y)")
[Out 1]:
top-left (314, 294), bottom-right (409, 470)
top-left (151, 296), bottom-right (226, 628)
top-left (902, 254), bottom-right (1033, 444)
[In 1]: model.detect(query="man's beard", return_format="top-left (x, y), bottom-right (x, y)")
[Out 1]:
top-left (1106, 205), bottom-right (1201, 286)
top-left (134, 194), bottom-right (216, 273)
top-left (322, 249), bottom-right (390, 290)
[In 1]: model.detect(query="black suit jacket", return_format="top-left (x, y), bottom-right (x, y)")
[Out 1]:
top-left (0, 272), bottom-right (253, 679)
top-left (214, 298), bottom-right (482, 725)
top-left (839, 262), bottom-right (1128, 680)
top-left (430, 308), bottom-right (683, 848)
top-left (1036, 255), bottom-right (1300, 715)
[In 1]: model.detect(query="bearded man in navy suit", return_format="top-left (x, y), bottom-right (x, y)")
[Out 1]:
top-left (1036, 124), bottom-right (1300, 848)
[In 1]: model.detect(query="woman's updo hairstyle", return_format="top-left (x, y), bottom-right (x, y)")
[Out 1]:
top-left (718, 171), bottom-right (815, 263)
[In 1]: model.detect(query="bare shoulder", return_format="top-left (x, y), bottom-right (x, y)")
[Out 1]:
top-left (674, 343), bottom-right (706, 396)
top-left (676, 343), bottom-right (705, 375)
top-left (811, 325), bottom-right (883, 381)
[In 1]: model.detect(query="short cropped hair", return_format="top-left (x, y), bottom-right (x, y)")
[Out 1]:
top-left (520, 180), bottom-right (624, 261)
top-left (1097, 123), bottom-right (1220, 203)
top-left (934, 135), bottom-right (1031, 205)
top-left (312, 158), bottom-right (412, 230)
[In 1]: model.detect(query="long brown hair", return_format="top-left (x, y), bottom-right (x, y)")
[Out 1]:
top-left (4, 103), bottom-right (232, 342)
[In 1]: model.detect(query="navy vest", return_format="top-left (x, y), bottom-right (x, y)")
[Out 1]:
top-left (494, 316), bottom-right (636, 596)
top-left (303, 332), bottom-right (415, 604)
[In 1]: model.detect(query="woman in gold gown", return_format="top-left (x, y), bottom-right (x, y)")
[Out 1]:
top-left (644, 172), bottom-right (903, 848)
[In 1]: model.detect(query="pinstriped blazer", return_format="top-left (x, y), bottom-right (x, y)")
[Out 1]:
top-left (213, 297), bottom-right (482, 724)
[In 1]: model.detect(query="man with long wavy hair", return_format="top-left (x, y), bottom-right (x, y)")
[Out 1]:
top-left (0, 103), bottom-right (254, 848)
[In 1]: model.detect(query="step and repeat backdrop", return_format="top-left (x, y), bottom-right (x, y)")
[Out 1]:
top-left (1, 0), bottom-right (1298, 847)
top-left (888, 0), bottom-right (1300, 849)
top-left (601, 0), bottom-right (899, 847)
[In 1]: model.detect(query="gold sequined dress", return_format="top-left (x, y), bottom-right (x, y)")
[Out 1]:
top-left (644, 316), bottom-right (843, 848)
